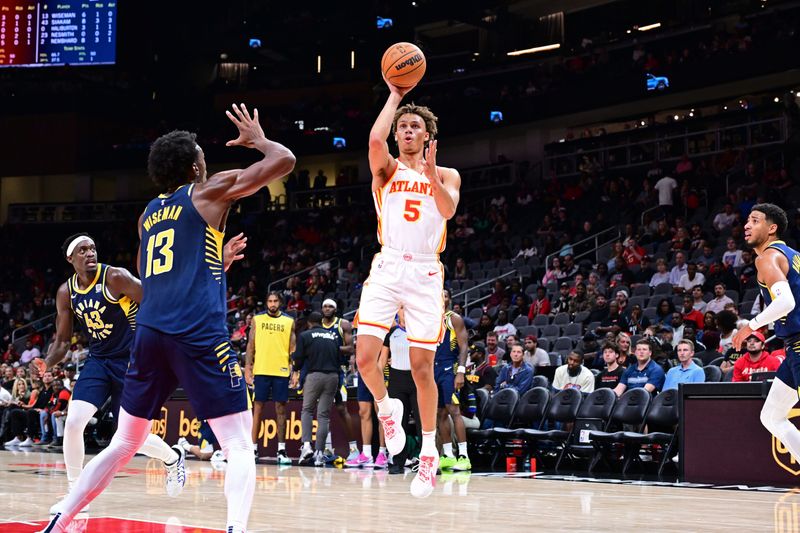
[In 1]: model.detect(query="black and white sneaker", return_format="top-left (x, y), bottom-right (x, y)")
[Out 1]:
top-left (298, 447), bottom-right (315, 465)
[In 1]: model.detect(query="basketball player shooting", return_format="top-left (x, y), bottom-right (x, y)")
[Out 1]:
top-left (39, 103), bottom-right (295, 533)
top-left (355, 75), bottom-right (461, 498)
top-left (733, 204), bottom-right (800, 465)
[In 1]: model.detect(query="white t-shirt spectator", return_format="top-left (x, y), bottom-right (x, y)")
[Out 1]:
top-left (552, 365), bottom-right (596, 392)
top-left (650, 271), bottom-right (671, 288)
top-left (722, 249), bottom-right (743, 268)
top-left (525, 348), bottom-right (550, 367)
top-left (654, 176), bottom-right (677, 206)
top-left (493, 323), bottom-right (518, 342)
top-left (677, 272), bottom-right (706, 293)
top-left (713, 212), bottom-right (737, 231)
top-left (19, 346), bottom-right (41, 365)
top-left (706, 295), bottom-right (735, 314)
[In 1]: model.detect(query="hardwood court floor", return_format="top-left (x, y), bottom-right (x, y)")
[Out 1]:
top-left (0, 449), bottom-right (793, 532)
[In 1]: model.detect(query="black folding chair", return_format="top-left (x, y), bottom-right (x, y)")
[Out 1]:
top-left (587, 388), bottom-right (651, 472)
top-left (619, 389), bottom-right (679, 475)
top-left (555, 388), bottom-right (617, 470)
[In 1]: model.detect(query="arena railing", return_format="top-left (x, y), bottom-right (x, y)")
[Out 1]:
top-left (543, 226), bottom-right (621, 272)
top-left (451, 269), bottom-right (522, 311)
top-left (11, 312), bottom-right (56, 353)
top-left (545, 116), bottom-right (786, 179)
top-left (266, 258), bottom-right (342, 295)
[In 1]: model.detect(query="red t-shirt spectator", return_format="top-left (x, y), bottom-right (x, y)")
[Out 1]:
top-left (683, 308), bottom-right (705, 330)
top-left (527, 297), bottom-right (551, 320)
top-left (623, 245), bottom-right (646, 266)
top-left (732, 352), bottom-right (781, 382)
top-left (771, 348), bottom-right (786, 362)
top-left (287, 298), bottom-right (307, 313)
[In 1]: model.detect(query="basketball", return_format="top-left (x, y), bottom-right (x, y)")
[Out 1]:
top-left (381, 42), bottom-right (426, 88)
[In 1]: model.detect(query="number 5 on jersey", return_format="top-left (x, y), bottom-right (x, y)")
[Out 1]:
top-left (145, 228), bottom-right (175, 278)
top-left (404, 199), bottom-right (421, 222)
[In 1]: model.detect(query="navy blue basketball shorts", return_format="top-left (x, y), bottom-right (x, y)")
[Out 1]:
top-left (777, 336), bottom-right (800, 392)
top-left (253, 375), bottom-right (289, 403)
top-left (121, 325), bottom-right (248, 421)
top-left (434, 362), bottom-right (456, 408)
top-left (357, 375), bottom-right (374, 403)
top-left (72, 356), bottom-right (128, 417)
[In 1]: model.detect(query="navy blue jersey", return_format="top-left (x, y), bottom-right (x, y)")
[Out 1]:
top-left (68, 263), bottom-right (137, 359)
top-left (434, 311), bottom-right (459, 365)
top-left (759, 240), bottom-right (800, 338)
top-left (321, 317), bottom-right (345, 346)
top-left (136, 183), bottom-right (227, 345)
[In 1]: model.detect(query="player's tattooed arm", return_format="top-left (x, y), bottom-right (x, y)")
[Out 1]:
top-left (45, 283), bottom-right (73, 370)
top-left (245, 327), bottom-right (255, 386)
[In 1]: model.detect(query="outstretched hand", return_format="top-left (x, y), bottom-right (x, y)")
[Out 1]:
top-left (225, 103), bottom-right (266, 149)
top-left (223, 232), bottom-right (247, 272)
top-left (421, 139), bottom-right (441, 184)
top-left (732, 323), bottom-right (754, 351)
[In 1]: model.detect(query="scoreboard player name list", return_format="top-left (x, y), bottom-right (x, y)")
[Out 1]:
top-left (0, 1), bottom-right (116, 66)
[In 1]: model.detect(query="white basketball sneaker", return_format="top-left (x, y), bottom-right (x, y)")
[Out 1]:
top-left (165, 445), bottom-right (186, 497)
top-left (410, 452), bottom-right (439, 498)
top-left (377, 398), bottom-right (406, 456)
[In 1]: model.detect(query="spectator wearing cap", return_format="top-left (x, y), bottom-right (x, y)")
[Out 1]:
top-left (654, 324), bottom-right (677, 362)
top-left (576, 332), bottom-right (601, 368)
top-left (668, 252), bottom-right (688, 287)
top-left (550, 283), bottom-right (571, 316)
top-left (466, 345), bottom-right (497, 392)
top-left (615, 290), bottom-right (630, 317)
top-left (663, 339), bottom-right (705, 391)
top-left (614, 340), bottom-right (666, 395)
top-left (523, 336), bottom-right (550, 367)
top-left (706, 282), bottom-right (734, 314)
top-left (527, 287), bottom-right (552, 320)
top-left (676, 262), bottom-right (705, 294)
top-left (587, 293), bottom-right (610, 324)
top-left (552, 351), bottom-right (595, 392)
top-left (62, 363), bottom-right (76, 391)
top-left (732, 331), bottom-right (780, 382)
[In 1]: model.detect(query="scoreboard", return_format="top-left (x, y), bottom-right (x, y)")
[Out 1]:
top-left (0, 1), bottom-right (116, 67)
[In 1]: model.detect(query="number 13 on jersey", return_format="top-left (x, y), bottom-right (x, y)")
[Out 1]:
top-left (145, 229), bottom-right (175, 278)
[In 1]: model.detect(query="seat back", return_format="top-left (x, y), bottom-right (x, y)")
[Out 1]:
top-left (512, 387), bottom-right (550, 428)
top-left (611, 388), bottom-right (651, 427)
top-left (533, 315), bottom-right (550, 326)
top-left (553, 312), bottom-right (570, 325)
top-left (484, 388), bottom-right (519, 427)
top-left (542, 324), bottom-right (560, 337)
top-left (474, 387), bottom-right (490, 421)
top-left (531, 375), bottom-right (549, 389)
top-left (577, 388), bottom-right (617, 421)
top-left (703, 365), bottom-right (722, 382)
top-left (546, 388), bottom-right (582, 423)
top-left (644, 389), bottom-right (679, 430)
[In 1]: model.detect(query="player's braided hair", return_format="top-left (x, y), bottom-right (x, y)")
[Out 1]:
top-left (392, 103), bottom-right (438, 140)
top-left (148, 130), bottom-right (199, 191)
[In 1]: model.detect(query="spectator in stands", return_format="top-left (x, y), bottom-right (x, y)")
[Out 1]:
top-left (492, 310), bottom-right (517, 342)
top-left (615, 290), bottom-right (630, 316)
top-left (722, 237), bottom-right (744, 268)
top-left (732, 331), bottom-right (780, 382)
top-left (562, 255), bottom-right (579, 280)
top-left (286, 290), bottom-right (307, 314)
top-left (338, 261), bottom-right (360, 288)
top-left (541, 257), bottom-right (564, 285)
top-left (738, 250), bottom-right (757, 287)
top-left (596, 301), bottom-right (631, 337)
top-left (663, 340), bottom-right (705, 390)
top-left (1, 366), bottom-right (14, 392)
top-left (587, 293), bottom-right (609, 324)
top-left (654, 174), bottom-right (678, 216)
top-left (669, 313), bottom-right (686, 347)
top-left (485, 332), bottom-right (505, 365)
top-left (494, 345), bottom-right (533, 395)
top-left (527, 287), bottom-right (551, 319)
top-left (623, 239), bottom-right (646, 266)
top-left (453, 258), bottom-right (469, 280)
top-left (553, 351), bottom-right (595, 392)
top-left (19, 340), bottom-right (40, 366)
top-left (607, 242), bottom-right (625, 270)
top-left (654, 298), bottom-right (675, 326)
top-left (713, 203), bottom-right (738, 232)
top-left (523, 336), bottom-right (549, 367)
top-left (650, 258), bottom-right (670, 288)
top-left (681, 295), bottom-right (705, 329)
top-left (550, 282), bottom-right (571, 316)
top-left (668, 252), bottom-right (688, 286)
top-left (716, 310), bottom-right (738, 353)
top-left (691, 286), bottom-right (707, 313)
top-left (568, 283), bottom-right (592, 316)
top-left (596, 343), bottom-right (625, 389)
top-left (61, 363), bottom-right (76, 391)
top-left (677, 263), bottom-right (705, 295)
top-left (696, 244), bottom-right (716, 267)
top-left (608, 259), bottom-right (634, 289)
top-left (514, 238), bottom-right (537, 260)
top-left (487, 280), bottom-right (507, 309)
top-left (633, 256), bottom-right (655, 287)
top-left (706, 282), bottom-right (734, 314)
top-left (47, 378), bottom-right (70, 447)
top-left (466, 345), bottom-right (497, 392)
top-left (613, 340), bottom-right (666, 395)
top-left (473, 314), bottom-right (494, 342)
top-left (696, 331), bottom-right (721, 366)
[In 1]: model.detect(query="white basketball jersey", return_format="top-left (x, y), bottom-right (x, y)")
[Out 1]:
top-left (373, 160), bottom-right (447, 255)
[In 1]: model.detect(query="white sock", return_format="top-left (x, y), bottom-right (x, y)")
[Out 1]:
top-left (458, 442), bottom-right (468, 458)
top-left (139, 433), bottom-right (179, 464)
top-left (208, 410), bottom-right (256, 533)
top-left (421, 430), bottom-right (437, 456)
top-left (325, 432), bottom-right (333, 449)
top-left (62, 400), bottom-right (97, 482)
top-left (443, 442), bottom-right (454, 458)
top-left (252, 441), bottom-right (258, 451)
top-left (376, 395), bottom-right (392, 416)
top-left (363, 444), bottom-right (372, 458)
top-left (181, 441), bottom-right (193, 453)
top-left (349, 440), bottom-right (358, 452)
top-left (379, 446), bottom-right (386, 456)
top-left (51, 409), bottom-right (151, 530)
top-left (277, 441), bottom-right (286, 451)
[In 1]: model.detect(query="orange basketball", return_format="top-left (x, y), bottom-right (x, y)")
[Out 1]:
top-left (381, 42), bottom-right (426, 88)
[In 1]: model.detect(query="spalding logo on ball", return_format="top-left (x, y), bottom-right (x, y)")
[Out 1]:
top-left (381, 42), bottom-right (427, 88)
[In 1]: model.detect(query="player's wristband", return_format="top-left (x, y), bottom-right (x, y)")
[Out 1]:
top-left (457, 365), bottom-right (466, 374)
